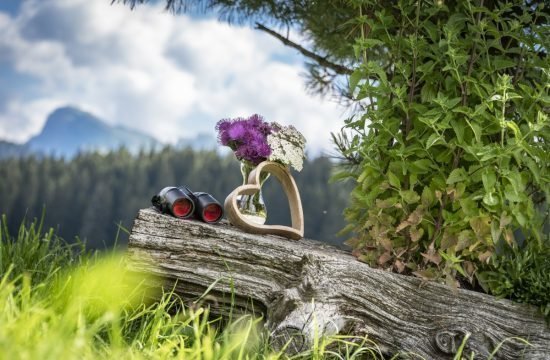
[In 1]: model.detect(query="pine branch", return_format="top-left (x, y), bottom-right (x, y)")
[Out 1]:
top-left (254, 23), bottom-right (353, 75)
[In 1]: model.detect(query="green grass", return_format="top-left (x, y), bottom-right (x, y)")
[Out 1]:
top-left (0, 215), bottom-right (526, 359)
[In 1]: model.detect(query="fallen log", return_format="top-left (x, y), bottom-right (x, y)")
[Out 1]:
top-left (127, 208), bottom-right (550, 359)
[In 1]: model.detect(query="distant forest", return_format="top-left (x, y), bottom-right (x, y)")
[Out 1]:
top-left (0, 148), bottom-right (353, 248)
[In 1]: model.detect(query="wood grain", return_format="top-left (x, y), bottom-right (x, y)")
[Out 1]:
top-left (224, 161), bottom-right (304, 240)
top-left (127, 208), bottom-right (550, 359)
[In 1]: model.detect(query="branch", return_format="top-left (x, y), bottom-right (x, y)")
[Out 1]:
top-left (254, 23), bottom-right (353, 75)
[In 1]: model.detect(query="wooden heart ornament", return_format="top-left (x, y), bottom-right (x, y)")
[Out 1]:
top-left (224, 161), bottom-right (304, 240)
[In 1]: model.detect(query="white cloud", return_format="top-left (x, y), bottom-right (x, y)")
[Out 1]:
top-left (0, 0), bottom-right (346, 154)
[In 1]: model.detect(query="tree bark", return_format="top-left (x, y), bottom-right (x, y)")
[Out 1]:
top-left (127, 208), bottom-right (550, 359)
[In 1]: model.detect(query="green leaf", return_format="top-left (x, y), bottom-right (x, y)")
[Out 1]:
top-left (357, 169), bottom-right (368, 183)
top-left (375, 197), bottom-right (398, 209)
top-left (426, 133), bottom-right (445, 149)
top-left (388, 171), bottom-right (400, 188)
top-left (451, 118), bottom-right (465, 144)
top-left (506, 121), bottom-right (522, 139)
top-left (524, 158), bottom-right (541, 183)
top-left (505, 172), bottom-right (525, 193)
top-left (410, 159), bottom-right (433, 174)
top-left (421, 83), bottom-right (437, 103)
top-left (349, 69), bottom-right (363, 94)
top-left (483, 192), bottom-right (499, 206)
top-left (441, 230), bottom-right (458, 250)
top-left (356, 38), bottom-right (384, 49)
top-left (481, 169), bottom-right (497, 193)
top-left (459, 198), bottom-right (478, 217)
top-left (366, 61), bottom-right (388, 83)
top-left (512, 206), bottom-right (527, 227)
top-left (421, 187), bottom-right (435, 207)
top-left (446, 168), bottom-right (468, 184)
top-left (446, 97), bottom-right (462, 109)
top-left (470, 216), bottom-right (492, 241)
top-left (466, 120), bottom-right (482, 142)
top-left (456, 230), bottom-right (473, 251)
top-left (493, 59), bottom-right (517, 71)
top-left (504, 184), bottom-right (523, 202)
top-left (401, 190), bottom-right (420, 204)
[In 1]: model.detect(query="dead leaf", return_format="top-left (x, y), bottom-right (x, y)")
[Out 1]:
top-left (504, 229), bottom-right (515, 246)
top-left (395, 247), bottom-right (408, 258)
top-left (407, 206), bottom-right (424, 226)
top-left (421, 251), bottom-right (442, 266)
top-left (379, 237), bottom-right (393, 251)
top-left (413, 269), bottom-right (437, 280)
top-left (394, 260), bottom-right (405, 273)
top-left (396, 220), bottom-right (411, 232)
top-left (445, 275), bottom-right (460, 291)
top-left (463, 261), bottom-right (476, 278)
top-left (478, 250), bottom-right (493, 263)
top-left (446, 187), bottom-right (457, 201)
top-left (378, 252), bottom-right (392, 265)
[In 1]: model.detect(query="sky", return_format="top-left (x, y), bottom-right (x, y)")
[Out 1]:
top-left (0, 0), bottom-right (348, 155)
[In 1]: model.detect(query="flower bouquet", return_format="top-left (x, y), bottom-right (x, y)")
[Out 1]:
top-left (216, 114), bottom-right (306, 224)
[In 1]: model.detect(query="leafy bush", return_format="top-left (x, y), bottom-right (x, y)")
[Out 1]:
top-left (337, 0), bottom-right (549, 289)
top-left (479, 240), bottom-right (550, 322)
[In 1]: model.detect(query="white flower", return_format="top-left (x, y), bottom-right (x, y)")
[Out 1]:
top-left (267, 123), bottom-right (306, 171)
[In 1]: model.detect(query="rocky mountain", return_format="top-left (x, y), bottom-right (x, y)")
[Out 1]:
top-left (0, 106), bottom-right (222, 159)
top-left (25, 107), bottom-right (160, 158)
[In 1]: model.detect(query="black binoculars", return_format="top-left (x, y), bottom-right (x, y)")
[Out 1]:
top-left (151, 186), bottom-right (223, 224)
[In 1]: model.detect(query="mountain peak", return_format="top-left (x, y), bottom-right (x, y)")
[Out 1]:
top-left (26, 106), bottom-right (160, 157)
top-left (41, 106), bottom-right (108, 134)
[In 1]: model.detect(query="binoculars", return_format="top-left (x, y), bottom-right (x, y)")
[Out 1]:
top-left (151, 186), bottom-right (223, 224)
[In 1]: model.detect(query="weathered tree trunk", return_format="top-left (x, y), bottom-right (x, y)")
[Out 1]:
top-left (127, 208), bottom-right (550, 359)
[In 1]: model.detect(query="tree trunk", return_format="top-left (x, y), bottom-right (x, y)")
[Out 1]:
top-left (127, 208), bottom-right (550, 359)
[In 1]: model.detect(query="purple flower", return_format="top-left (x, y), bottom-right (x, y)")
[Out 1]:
top-left (227, 121), bottom-right (247, 141)
top-left (215, 114), bottom-right (274, 165)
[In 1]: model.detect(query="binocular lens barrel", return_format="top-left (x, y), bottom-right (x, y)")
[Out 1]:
top-left (153, 187), bottom-right (195, 218)
top-left (192, 192), bottom-right (223, 224)
top-left (172, 198), bottom-right (193, 218)
top-left (203, 203), bottom-right (223, 223)
top-left (164, 188), bottom-right (194, 218)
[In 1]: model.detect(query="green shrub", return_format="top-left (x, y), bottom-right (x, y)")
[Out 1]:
top-left (479, 240), bottom-right (550, 322)
top-left (337, 0), bottom-right (549, 290)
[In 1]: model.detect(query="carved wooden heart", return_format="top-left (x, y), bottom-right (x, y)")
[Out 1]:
top-left (224, 161), bottom-right (304, 240)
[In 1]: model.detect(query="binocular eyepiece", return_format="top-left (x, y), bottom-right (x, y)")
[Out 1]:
top-left (151, 186), bottom-right (223, 224)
